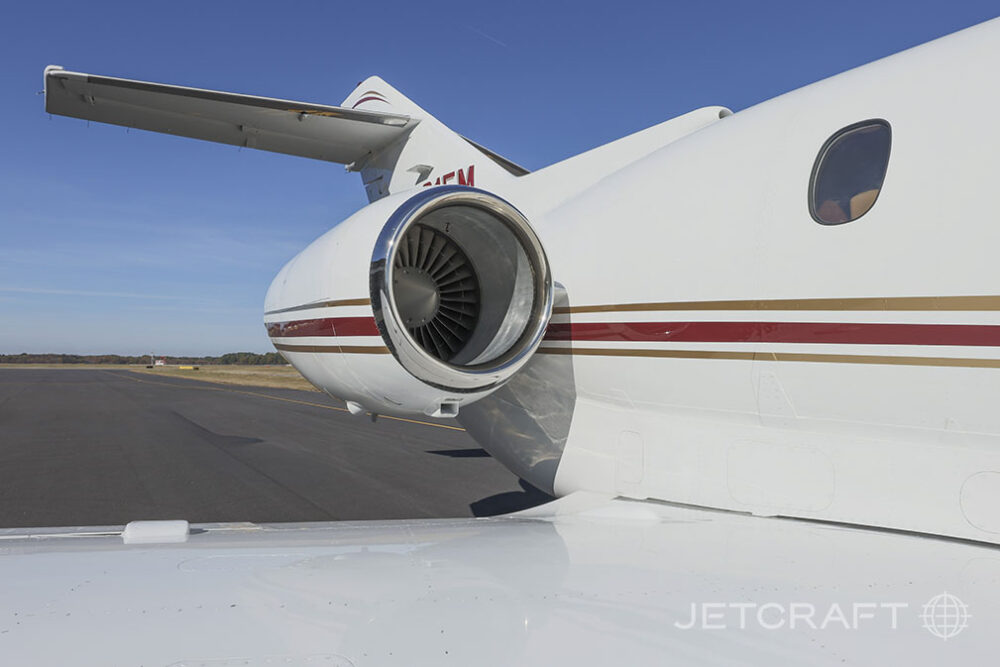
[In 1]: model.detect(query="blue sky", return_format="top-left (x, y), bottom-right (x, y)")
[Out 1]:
top-left (1, 1), bottom-right (997, 355)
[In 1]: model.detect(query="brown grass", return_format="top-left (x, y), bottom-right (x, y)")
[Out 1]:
top-left (130, 365), bottom-right (319, 391)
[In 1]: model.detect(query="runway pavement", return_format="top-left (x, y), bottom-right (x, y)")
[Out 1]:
top-left (0, 369), bottom-right (552, 528)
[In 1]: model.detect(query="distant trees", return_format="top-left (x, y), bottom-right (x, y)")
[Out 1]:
top-left (0, 352), bottom-right (288, 365)
top-left (217, 352), bottom-right (286, 365)
top-left (0, 353), bottom-right (147, 365)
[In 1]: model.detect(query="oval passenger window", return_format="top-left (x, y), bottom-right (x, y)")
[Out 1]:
top-left (809, 120), bottom-right (891, 225)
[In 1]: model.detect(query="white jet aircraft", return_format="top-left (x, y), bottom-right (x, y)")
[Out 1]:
top-left (14, 16), bottom-right (1000, 665)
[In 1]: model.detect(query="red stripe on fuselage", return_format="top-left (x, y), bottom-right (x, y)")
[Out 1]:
top-left (544, 321), bottom-right (1000, 346)
top-left (266, 317), bottom-right (380, 338)
top-left (266, 317), bottom-right (1000, 347)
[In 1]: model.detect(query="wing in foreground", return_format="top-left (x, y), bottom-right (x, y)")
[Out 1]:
top-left (0, 495), bottom-right (995, 664)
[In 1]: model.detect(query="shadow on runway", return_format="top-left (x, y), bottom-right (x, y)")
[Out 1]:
top-left (470, 479), bottom-right (555, 517)
top-left (426, 448), bottom-right (492, 458)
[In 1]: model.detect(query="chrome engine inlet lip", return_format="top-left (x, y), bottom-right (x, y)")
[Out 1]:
top-left (370, 186), bottom-right (553, 393)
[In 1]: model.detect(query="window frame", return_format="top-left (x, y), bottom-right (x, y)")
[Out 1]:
top-left (808, 118), bottom-right (892, 226)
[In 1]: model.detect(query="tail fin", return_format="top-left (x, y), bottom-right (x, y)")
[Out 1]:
top-left (341, 76), bottom-right (527, 201)
top-left (43, 67), bottom-right (525, 203)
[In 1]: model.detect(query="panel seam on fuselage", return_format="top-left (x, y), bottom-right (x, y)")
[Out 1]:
top-left (555, 295), bottom-right (1000, 314)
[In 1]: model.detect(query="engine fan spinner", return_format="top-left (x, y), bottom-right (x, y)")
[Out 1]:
top-left (393, 224), bottom-right (480, 362)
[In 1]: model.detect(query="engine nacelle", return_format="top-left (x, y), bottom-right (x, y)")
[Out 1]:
top-left (264, 186), bottom-right (553, 417)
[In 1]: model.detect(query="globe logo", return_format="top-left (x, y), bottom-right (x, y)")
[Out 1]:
top-left (920, 592), bottom-right (971, 640)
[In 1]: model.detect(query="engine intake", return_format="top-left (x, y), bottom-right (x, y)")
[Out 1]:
top-left (371, 186), bottom-right (552, 393)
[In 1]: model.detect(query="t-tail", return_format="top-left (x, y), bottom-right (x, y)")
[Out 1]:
top-left (43, 67), bottom-right (527, 202)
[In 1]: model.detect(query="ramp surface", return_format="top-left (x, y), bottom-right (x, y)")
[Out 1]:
top-left (0, 369), bottom-right (549, 527)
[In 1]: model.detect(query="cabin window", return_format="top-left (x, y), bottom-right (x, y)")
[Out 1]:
top-left (809, 119), bottom-right (891, 225)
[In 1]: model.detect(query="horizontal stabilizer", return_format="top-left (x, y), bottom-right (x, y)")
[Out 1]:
top-left (44, 66), bottom-right (418, 164)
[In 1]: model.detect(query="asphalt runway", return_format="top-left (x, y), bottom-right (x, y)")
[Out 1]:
top-left (0, 369), bottom-right (552, 528)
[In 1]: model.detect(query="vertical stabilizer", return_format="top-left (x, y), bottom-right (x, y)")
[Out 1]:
top-left (342, 76), bottom-right (527, 201)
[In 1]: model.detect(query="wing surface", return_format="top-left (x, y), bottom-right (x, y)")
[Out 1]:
top-left (44, 66), bottom-right (418, 163)
top-left (0, 494), bottom-right (995, 664)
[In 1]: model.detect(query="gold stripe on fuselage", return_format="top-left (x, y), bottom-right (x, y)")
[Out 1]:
top-left (539, 346), bottom-right (1000, 368)
top-left (272, 343), bottom-right (389, 354)
top-left (265, 298), bottom-right (371, 316)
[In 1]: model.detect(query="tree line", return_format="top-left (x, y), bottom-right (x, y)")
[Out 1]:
top-left (0, 352), bottom-right (287, 365)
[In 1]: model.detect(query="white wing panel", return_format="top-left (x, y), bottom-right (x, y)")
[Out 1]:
top-left (44, 66), bottom-right (418, 163)
top-left (0, 497), bottom-right (996, 664)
